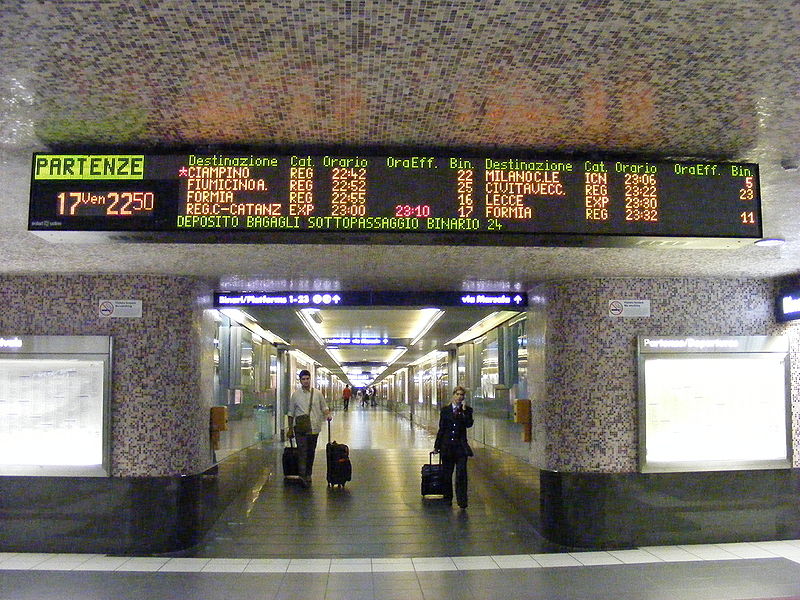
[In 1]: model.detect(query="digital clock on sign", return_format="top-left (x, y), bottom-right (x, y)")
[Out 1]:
top-left (56, 191), bottom-right (155, 217)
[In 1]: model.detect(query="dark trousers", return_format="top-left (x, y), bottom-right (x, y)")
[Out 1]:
top-left (441, 454), bottom-right (468, 507)
top-left (343, 397), bottom-right (349, 411)
top-left (296, 433), bottom-right (319, 478)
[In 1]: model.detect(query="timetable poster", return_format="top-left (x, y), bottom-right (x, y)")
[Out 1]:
top-left (643, 355), bottom-right (788, 467)
top-left (0, 359), bottom-right (105, 468)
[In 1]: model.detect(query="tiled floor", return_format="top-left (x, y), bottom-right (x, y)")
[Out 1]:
top-left (2, 553), bottom-right (800, 599)
top-left (3, 408), bottom-right (800, 599)
top-left (5, 541), bottom-right (800, 572)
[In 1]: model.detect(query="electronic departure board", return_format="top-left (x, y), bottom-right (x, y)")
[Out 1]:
top-left (28, 152), bottom-right (762, 247)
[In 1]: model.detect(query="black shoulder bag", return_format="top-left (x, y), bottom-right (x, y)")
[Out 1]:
top-left (293, 390), bottom-right (314, 435)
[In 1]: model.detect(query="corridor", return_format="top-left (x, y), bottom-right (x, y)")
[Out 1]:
top-left (192, 406), bottom-right (556, 558)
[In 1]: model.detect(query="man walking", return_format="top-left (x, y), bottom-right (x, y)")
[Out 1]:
top-left (287, 370), bottom-right (331, 487)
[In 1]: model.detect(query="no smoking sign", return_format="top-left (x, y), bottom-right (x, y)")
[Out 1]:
top-left (98, 299), bottom-right (142, 318)
top-left (608, 299), bottom-right (650, 318)
top-left (608, 300), bottom-right (624, 316)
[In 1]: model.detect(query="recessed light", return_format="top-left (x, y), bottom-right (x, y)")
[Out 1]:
top-left (754, 238), bottom-right (785, 247)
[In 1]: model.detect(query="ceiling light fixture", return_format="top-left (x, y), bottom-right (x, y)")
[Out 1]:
top-left (407, 349), bottom-right (449, 368)
top-left (296, 309), bottom-right (325, 346)
top-left (444, 311), bottom-right (520, 345)
top-left (326, 347), bottom-right (345, 364)
top-left (385, 346), bottom-right (408, 368)
top-left (289, 348), bottom-right (317, 366)
top-left (324, 347), bottom-right (344, 369)
top-left (218, 308), bottom-right (289, 345)
top-left (410, 309), bottom-right (445, 346)
top-left (754, 238), bottom-right (786, 247)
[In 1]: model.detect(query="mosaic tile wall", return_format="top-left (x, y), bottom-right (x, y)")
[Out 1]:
top-left (2, 1), bottom-right (797, 160)
top-left (529, 277), bottom-right (789, 473)
top-left (526, 285), bottom-right (549, 468)
top-left (0, 274), bottom-right (215, 477)
top-left (775, 275), bottom-right (800, 471)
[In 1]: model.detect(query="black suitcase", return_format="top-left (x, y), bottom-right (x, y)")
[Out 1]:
top-left (283, 438), bottom-right (300, 480)
top-left (421, 452), bottom-right (447, 496)
top-left (326, 421), bottom-right (352, 487)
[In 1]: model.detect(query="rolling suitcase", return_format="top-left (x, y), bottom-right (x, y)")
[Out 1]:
top-left (421, 451), bottom-right (447, 496)
top-left (283, 437), bottom-right (300, 480)
top-left (326, 421), bottom-right (352, 487)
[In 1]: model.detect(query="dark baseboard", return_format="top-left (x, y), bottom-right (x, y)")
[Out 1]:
top-left (540, 468), bottom-right (800, 549)
top-left (0, 443), bottom-right (271, 555)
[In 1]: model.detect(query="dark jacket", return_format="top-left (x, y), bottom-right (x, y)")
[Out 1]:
top-left (434, 404), bottom-right (474, 458)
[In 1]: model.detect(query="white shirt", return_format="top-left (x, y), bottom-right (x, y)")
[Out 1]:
top-left (288, 386), bottom-right (330, 434)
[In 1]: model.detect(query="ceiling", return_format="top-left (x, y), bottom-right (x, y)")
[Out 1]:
top-left (238, 305), bottom-right (522, 384)
top-left (1, 1), bottom-right (799, 378)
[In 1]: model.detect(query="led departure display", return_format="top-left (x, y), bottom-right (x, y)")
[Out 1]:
top-left (28, 152), bottom-right (762, 246)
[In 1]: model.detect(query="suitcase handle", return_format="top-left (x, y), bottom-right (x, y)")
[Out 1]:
top-left (429, 451), bottom-right (441, 465)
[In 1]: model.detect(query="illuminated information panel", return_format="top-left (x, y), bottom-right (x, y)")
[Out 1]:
top-left (0, 335), bottom-right (112, 477)
top-left (638, 336), bottom-right (790, 473)
top-left (28, 152), bottom-right (762, 246)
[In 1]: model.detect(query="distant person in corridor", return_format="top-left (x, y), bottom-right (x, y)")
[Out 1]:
top-left (287, 370), bottom-right (331, 487)
top-left (342, 384), bottom-right (351, 411)
top-left (434, 385), bottom-right (474, 509)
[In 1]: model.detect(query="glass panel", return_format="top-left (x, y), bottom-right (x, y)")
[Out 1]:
top-left (437, 355), bottom-right (449, 409)
top-left (422, 364), bottom-right (431, 404)
top-left (416, 360), bottom-right (434, 427)
top-left (239, 329), bottom-right (254, 389)
top-left (252, 338), bottom-right (268, 392)
top-left (395, 370), bottom-right (410, 419)
top-left (480, 330), bottom-right (499, 400)
top-left (515, 320), bottom-right (528, 400)
top-left (457, 346), bottom-right (468, 387)
top-left (269, 353), bottom-right (278, 390)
